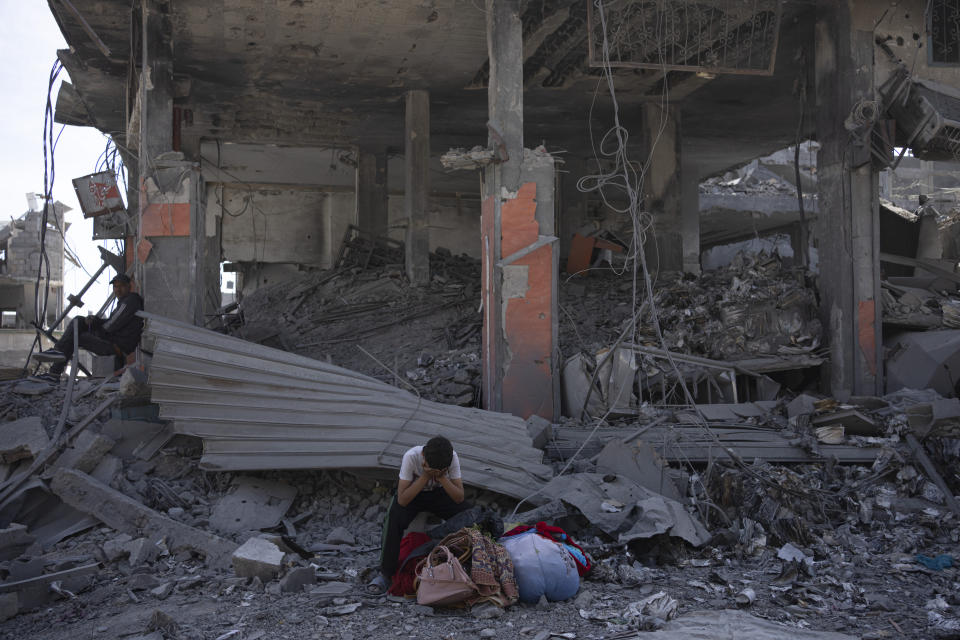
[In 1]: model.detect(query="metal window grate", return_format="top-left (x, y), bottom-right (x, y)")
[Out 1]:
top-left (929, 0), bottom-right (960, 65)
top-left (587, 0), bottom-right (781, 76)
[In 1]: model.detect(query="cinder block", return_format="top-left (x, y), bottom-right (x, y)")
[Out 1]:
top-left (232, 538), bottom-right (284, 582)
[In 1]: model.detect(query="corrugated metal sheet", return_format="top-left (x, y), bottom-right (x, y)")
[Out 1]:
top-left (142, 313), bottom-right (552, 499)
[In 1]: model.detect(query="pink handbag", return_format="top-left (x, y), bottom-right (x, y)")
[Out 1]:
top-left (415, 545), bottom-right (478, 606)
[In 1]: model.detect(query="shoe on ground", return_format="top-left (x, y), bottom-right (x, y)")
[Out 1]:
top-left (366, 574), bottom-right (388, 595)
top-left (33, 349), bottom-right (66, 363)
top-left (28, 372), bottom-right (61, 384)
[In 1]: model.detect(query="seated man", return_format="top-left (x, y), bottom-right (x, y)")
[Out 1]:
top-left (33, 274), bottom-right (144, 381)
top-left (370, 435), bottom-right (473, 593)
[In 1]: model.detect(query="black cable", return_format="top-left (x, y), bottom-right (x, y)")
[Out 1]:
top-left (23, 59), bottom-right (65, 377)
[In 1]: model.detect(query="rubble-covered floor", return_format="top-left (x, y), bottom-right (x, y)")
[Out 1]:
top-left (2, 374), bottom-right (959, 640)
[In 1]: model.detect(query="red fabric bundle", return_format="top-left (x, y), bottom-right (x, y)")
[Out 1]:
top-left (388, 532), bottom-right (432, 596)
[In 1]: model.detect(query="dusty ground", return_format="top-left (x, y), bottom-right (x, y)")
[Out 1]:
top-left (1, 442), bottom-right (958, 640)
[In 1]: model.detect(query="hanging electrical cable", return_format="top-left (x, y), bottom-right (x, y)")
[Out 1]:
top-left (22, 58), bottom-right (65, 376)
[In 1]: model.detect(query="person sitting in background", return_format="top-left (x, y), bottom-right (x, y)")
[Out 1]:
top-left (32, 273), bottom-right (144, 382)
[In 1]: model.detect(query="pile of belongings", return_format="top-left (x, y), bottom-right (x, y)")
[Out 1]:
top-left (500, 522), bottom-right (591, 603)
top-left (390, 508), bottom-right (592, 609)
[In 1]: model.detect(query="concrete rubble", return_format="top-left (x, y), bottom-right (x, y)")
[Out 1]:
top-left (0, 356), bottom-right (957, 639)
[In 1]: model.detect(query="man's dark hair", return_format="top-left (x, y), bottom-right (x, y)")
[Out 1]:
top-left (423, 436), bottom-right (453, 469)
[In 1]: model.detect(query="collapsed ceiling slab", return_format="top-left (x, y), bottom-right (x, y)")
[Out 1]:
top-left (141, 313), bottom-right (552, 500)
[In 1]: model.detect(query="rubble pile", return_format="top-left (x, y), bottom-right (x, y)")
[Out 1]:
top-left (1, 370), bottom-right (959, 640)
top-left (229, 248), bottom-right (482, 405)
top-left (560, 251), bottom-right (822, 362)
top-left (882, 279), bottom-right (960, 329)
top-left (699, 164), bottom-right (798, 197)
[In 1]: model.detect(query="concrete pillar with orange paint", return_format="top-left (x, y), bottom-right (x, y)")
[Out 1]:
top-left (480, 0), bottom-right (559, 420)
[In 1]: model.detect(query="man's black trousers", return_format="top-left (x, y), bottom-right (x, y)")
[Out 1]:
top-left (50, 320), bottom-right (118, 375)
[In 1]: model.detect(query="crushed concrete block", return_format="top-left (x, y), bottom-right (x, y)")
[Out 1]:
top-left (232, 538), bottom-right (284, 582)
top-left (103, 534), bottom-right (134, 562)
top-left (123, 538), bottom-right (158, 567)
top-left (325, 527), bottom-right (355, 546)
top-left (280, 566), bottom-right (316, 593)
top-left (209, 476), bottom-right (296, 534)
top-left (0, 593), bottom-right (17, 622)
top-left (50, 469), bottom-right (237, 568)
top-left (0, 417), bottom-right (49, 463)
top-left (90, 454), bottom-right (123, 484)
top-left (128, 573), bottom-right (161, 591)
top-left (525, 415), bottom-right (553, 450)
top-left (0, 523), bottom-right (36, 562)
top-left (149, 582), bottom-right (174, 600)
top-left (46, 431), bottom-right (116, 475)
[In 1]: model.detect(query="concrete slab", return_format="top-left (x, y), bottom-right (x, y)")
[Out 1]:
top-left (50, 469), bottom-right (237, 568)
top-left (209, 476), bottom-right (296, 535)
top-left (0, 417), bottom-right (49, 464)
top-left (595, 441), bottom-right (684, 502)
top-left (45, 431), bottom-right (116, 475)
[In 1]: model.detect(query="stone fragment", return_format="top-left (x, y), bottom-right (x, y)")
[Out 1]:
top-left (128, 573), bottom-right (161, 591)
top-left (308, 581), bottom-right (352, 596)
top-left (471, 603), bottom-right (503, 619)
top-left (0, 523), bottom-right (35, 562)
top-left (325, 526), bottom-right (356, 546)
top-left (149, 582), bottom-right (174, 600)
top-left (103, 534), bottom-right (134, 562)
top-left (123, 538), bottom-right (158, 567)
top-left (47, 432), bottom-right (115, 475)
top-left (232, 538), bottom-right (284, 582)
top-left (280, 566), bottom-right (316, 593)
top-left (0, 417), bottom-right (48, 463)
top-left (525, 415), bottom-right (553, 449)
top-left (0, 593), bottom-right (17, 622)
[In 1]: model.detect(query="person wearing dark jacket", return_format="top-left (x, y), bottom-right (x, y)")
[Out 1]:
top-left (33, 273), bottom-right (144, 381)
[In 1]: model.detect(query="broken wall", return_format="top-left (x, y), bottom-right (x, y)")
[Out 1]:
top-left (874, 0), bottom-right (960, 87)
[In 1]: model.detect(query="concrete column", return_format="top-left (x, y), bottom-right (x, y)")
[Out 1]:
top-left (480, 0), bottom-right (559, 420)
top-left (404, 91), bottom-right (430, 286)
top-left (136, 0), bottom-right (200, 324)
top-left (680, 150), bottom-right (701, 274)
top-left (356, 147), bottom-right (389, 237)
top-left (815, 0), bottom-right (882, 398)
top-left (643, 103), bottom-right (682, 271)
top-left (558, 153), bottom-right (589, 262)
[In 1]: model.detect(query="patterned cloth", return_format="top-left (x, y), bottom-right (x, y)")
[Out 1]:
top-left (438, 527), bottom-right (518, 607)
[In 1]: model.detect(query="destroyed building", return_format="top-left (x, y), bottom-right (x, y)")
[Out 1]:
top-left (2, 1), bottom-right (960, 639)
top-left (0, 196), bottom-right (67, 370)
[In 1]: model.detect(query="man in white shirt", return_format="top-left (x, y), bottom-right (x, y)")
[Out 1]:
top-left (371, 435), bottom-right (472, 592)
